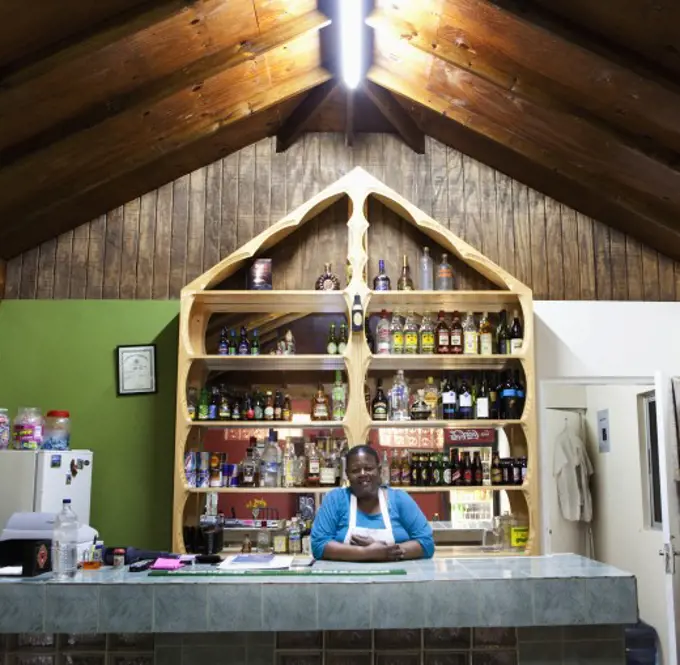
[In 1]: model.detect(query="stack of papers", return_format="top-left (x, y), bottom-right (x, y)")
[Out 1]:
top-left (218, 554), bottom-right (294, 571)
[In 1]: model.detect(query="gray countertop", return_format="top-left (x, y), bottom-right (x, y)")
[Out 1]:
top-left (0, 554), bottom-right (638, 633)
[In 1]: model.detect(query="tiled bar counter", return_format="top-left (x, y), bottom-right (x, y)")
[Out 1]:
top-left (0, 555), bottom-right (638, 665)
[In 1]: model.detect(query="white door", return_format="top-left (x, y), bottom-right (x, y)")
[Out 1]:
top-left (655, 372), bottom-right (680, 665)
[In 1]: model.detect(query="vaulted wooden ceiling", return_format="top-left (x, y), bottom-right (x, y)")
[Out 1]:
top-left (1, 0), bottom-right (679, 261)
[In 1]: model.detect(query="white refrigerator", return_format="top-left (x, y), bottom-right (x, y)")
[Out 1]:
top-left (0, 450), bottom-right (94, 530)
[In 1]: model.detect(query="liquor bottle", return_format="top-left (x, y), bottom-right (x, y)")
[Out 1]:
top-left (462, 451), bottom-right (473, 486)
top-left (432, 453), bottom-right (442, 486)
top-left (218, 328), bottom-right (228, 355)
top-left (397, 254), bottom-right (414, 291)
top-left (423, 376), bottom-right (439, 420)
top-left (372, 379), bottom-right (389, 420)
top-left (435, 253), bottom-right (454, 290)
top-left (500, 372), bottom-right (518, 420)
top-left (351, 295), bottom-right (363, 332)
top-left (419, 312), bottom-right (435, 354)
top-left (420, 453), bottom-right (431, 487)
top-left (228, 329), bottom-right (237, 356)
top-left (389, 312), bottom-right (404, 354)
top-left (458, 375), bottom-right (473, 420)
top-left (513, 370), bottom-right (525, 416)
top-left (264, 391), bottom-right (275, 421)
top-left (327, 323), bottom-right (338, 355)
top-left (375, 310), bottom-right (391, 355)
top-left (419, 246), bottom-right (434, 290)
top-left (365, 320), bottom-right (375, 352)
top-left (476, 373), bottom-right (490, 419)
top-left (238, 327), bottom-right (250, 355)
top-left (209, 386), bottom-right (220, 420)
top-left (491, 451), bottom-right (502, 486)
top-left (243, 393), bottom-right (255, 420)
top-left (331, 370), bottom-right (346, 421)
top-left (373, 259), bottom-right (391, 291)
top-left (311, 382), bottom-right (330, 421)
top-left (509, 309), bottom-right (523, 354)
top-left (496, 310), bottom-right (509, 355)
top-left (489, 372), bottom-right (499, 419)
top-left (282, 438), bottom-right (296, 488)
top-left (473, 452), bottom-right (483, 486)
top-left (462, 312), bottom-right (478, 355)
top-left (442, 375), bottom-right (458, 420)
top-left (479, 312), bottom-right (493, 355)
top-left (315, 263), bottom-right (340, 291)
top-left (435, 311), bottom-right (450, 354)
top-left (410, 389), bottom-right (431, 421)
top-left (253, 389), bottom-right (264, 420)
top-left (381, 450), bottom-right (390, 486)
top-left (274, 390), bottom-right (283, 420)
top-left (197, 388), bottom-right (210, 421)
top-left (410, 454), bottom-right (420, 486)
top-left (390, 450), bottom-right (401, 486)
top-left (400, 450), bottom-right (411, 486)
top-left (231, 395), bottom-right (241, 420)
top-left (241, 447), bottom-right (258, 487)
top-left (403, 311), bottom-right (419, 354)
top-left (443, 453), bottom-right (452, 485)
top-left (282, 394), bottom-right (292, 421)
top-left (306, 441), bottom-right (321, 486)
top-left (337, 322), bottom-right (349, 354)
top-left (389, 370), bottom-right (410, 421)
top-left (250, 329), bottom-right (260, 355)
top-left (450, 449), bottom-right (461, 486)
top-left (450, 311), bottom-right (463, 354)
top-left (320, 447), bottom-right (337, 487)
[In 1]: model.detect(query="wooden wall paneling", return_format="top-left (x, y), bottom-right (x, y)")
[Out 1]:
top-left (625, 236), bottom-right (644, 301)
top-left (186, 168), bottom-right (206, 286)
top-left (400, 137), bottom-right (417, 204)
top-left (609, 229), bottom-right (628, 301)
top-left (284, 139), bottom-right (305, 289)
top-left (36, 238), bottom-right (57, 299)
top-left (576, 213), bottom-right (596, 300)
top-left (254, 139), bottom-right (273, 238)
top-left (18, 247), bottom-right (39, 299)
top-left (53, 231), bottom-right (73, 299)
top-left (220, 153), bottom-right (239, 262)
top-left (236, 144), bottom-right (256, 250)
top-left (560, 205), bottom-right (580, 300)
top-left (430, 137), bottom-right (448, 224)
top-left (462, 154), bottom-right (481, 252)
top-left (544, 197), bottom-right (564, 300)
top-left (301, 134), bottom-right (322, 288)
top-left (103, 206), bottom-right (124, 298)
top-left (70, 219), bottom-right (90, 298)
top-left (120, 198), bottom-right (141, 299)
top-left (136, 191), bottom-right (157, 298)
top-left (512, 183), bottom-right (532, 289)
top-left (169, 174), bottom-right (190, 298)
top-left (86, 215), bottom-right (106, 299)
top-left (4, 256), bottom-right (21, 299)
top-left (325, 134), bottom-right (349, 284)
top-left (202, 161), bottom-right (222, 274)
top-left (496, 172), bottom-right (515, 281)
top-left (642, 246), bottom-right (661, 301)
top-left (658, 254), bottom-right (676, 301)
top-left (152, 182), bottom-right (173, 299)
top-left (413, 138), bottom-right (433, 217)
top-left (446, 147), bottom-right (465, 241)
top-left (528, 189), bottom-right (548, 300)
top-left (381, 134), bottom-right (405, 195)
top-left (479, 162), bottom-right (498, 267)
top-left (592, 221), bottom-right (612, 300)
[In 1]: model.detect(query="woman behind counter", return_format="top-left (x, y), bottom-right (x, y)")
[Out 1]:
top-left (311, 445), bottom-right (435, 561)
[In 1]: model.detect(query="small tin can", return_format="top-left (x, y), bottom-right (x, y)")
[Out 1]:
top-left (196, 452), bottom-right (210, 488)
top-left (113, 548), bottom-right (126, 569)
top-left (209, 452), bottom-right (224, 488)
top-left (184, 452), bottom-right (198, 487)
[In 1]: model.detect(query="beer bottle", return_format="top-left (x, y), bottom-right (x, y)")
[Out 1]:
top-left (443, 452), bottom-right (452, 485)
top-left (450, 449), bottom-right (461, 486)
top-left (491, 451), bottom-right (503, 485)
top-left (401, 450), bottom-right (412, 486)
top-left (421, 454), bottom-right (430, 487)
top-left (390, 450), bottom-right (401, 486)
top-left (462, 451), bottom-right (473, 486)
top-left (432, 453), bottom-right (441, 486)
top-left (473, 451), bottom-right (483, 486)
top-left (410, 453), bottom-right (420, 486)
top-left (501, 372), bottom-right (518, 420)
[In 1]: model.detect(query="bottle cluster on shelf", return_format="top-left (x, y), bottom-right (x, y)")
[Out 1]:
top-left (372, 249), bottom-right (454, 291)
top-left (187, 371), bottom-right (348, 423)
top-left (382, 449), bottom-right (527, 488)
top-left (371, 309), bottom-right (523, 356)
top-left (217, 326), bottom-right (261, 356)
top-left (369, 370), bottom-right (525, 422)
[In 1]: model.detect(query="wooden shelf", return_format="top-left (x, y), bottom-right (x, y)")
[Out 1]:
top-left (185, 485), bottom-right (524, 494)
top-left (187, 420), bottom-right (346, 429)
top-left (368, 290), bottom-right (519, 312)
top-left (193, 290), bottom-right (346, 314)
top-left (192, 354), bottom-right (346, 371)
top-left (368, 353), bottom-right (523, 371)
top-left (369, 419), bottom-right (522, 428)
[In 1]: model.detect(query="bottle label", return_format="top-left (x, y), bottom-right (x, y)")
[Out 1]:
top-left (264, 406), bottom-right (274, 419)
top-left (238, 343), bottom-right (249, 355)
top-left (309, 459), bottom-right (320, 474)
top-left (499, 339), bottom-right (508, 355)
top-left (327, 342), bottom-right (338, 354)
top-left (443, 468), bottom-right (451, 484)
top-left (437, 331), bottom-right (450, 348)
top-left (450, 332), bottom-right (462, 346)
top-left (313, 403), bottom-right (329, 419)
top-left (491, 468), bottom-right (503, 484)
top-left (463, 332), bottom-right (478, 354)
top-left (451, 469), bottom-right (461, 484)
top-left (373, 404), bottom-right (388, 420)
top-left (208, 405), bottom-right (217, 420)
top-left (437, 266), bottom-right (453, 279)
top-left (228, 348), bottom-right (236, 356)
top-left (251, 346), bottom-right (260, 356)
top-left (218, 343), bottom-right (228, 355)
top-left (401, 469), bottom-right (411, 485)
top-left (391, 331), bottom-right (404, 352)
top-left (510, 338), bottom-right (523, 354)
top-left (320, 468), bottom-right (336, 485)
top-left (404, 332), bottom-right (418, 352)
top-left (501, 388), bottom-right (517, 398)
top-left (476, 398), bottom-right (489, 419)
top-left (480, 333), bottom-right (493, 355)
top-left (390, 468), bottom-right (401, 484)
top-left (420, 332), bottom-right (435, 353)
top-left (442, 391), bottom-right (457, 405)
top-left (338, 342), bottom-right (347, 354)
top-left (352, 311), bottom-right (363, 328)
top-left (459, 393), bottom-right (472, 408)
top-left (421, 469), bottom-right (429, 484)
top-left (219, 405), bottom-right (230, 419)
top-left (254, 405), bottom-right (264, 420)
top-left (274, 407), bottom-right (282, 420)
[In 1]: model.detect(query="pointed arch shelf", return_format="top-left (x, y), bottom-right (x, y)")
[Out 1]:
top-left (173, 166), bottom-right (539, 556)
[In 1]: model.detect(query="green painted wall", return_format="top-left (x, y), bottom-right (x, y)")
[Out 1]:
top-left (0, 300), bottom-right (179, 550)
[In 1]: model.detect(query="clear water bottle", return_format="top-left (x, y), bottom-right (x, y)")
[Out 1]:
top-left (288, 517), bottom-right (302, 554)
top-left (419, 246), bottom-right (434, 290)
top-left (52, 499), bottom-right (79, 580)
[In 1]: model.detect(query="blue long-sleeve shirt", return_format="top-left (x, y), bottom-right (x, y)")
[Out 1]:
top-left (311, 487), bottom-right (435, 560)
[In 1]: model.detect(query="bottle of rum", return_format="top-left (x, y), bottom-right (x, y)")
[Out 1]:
top-left (479, 312), bottom-right (493, 355)
top-left (331, 371), bottom-right (346, 421)
top-left (435, 253), bottom-right (454, 290)
top-left (306, 441), bottom-right (321, 486)
top-left (238, 327), bottom-right (250, 355)
top-left (435, 311), bottom-right (450, 354)
top-left (372, 379), bottom-right (389, 420)
top-left (316, 263), bottom-right (340, 291)
top-left (403, 311), bottom-right (419, 354)
top-left (397, 254), bottom-right (414, 291)
top-left (337, 322), bottom-right (349, 354)
top-left (410, 389), bottom-right (431, 421)
top-left (450, 311), bottom-right (463, 354)
top-left (423, 376), bottom-right (440, 420)
top-left (282, 394), bottom-right (292, 421)
top-left (373, 259), bottom-right (391, 291)
top-left (419, 247), bottom-right (434, 290)
top-left (218, 328), bottom-right (228, 355)
top-left (462, 312), bottom-right (478, 355)
top-left (509, 310), bottom-right (523, 354)
top-left (311, 383), bottom-right (330, 421)
top-left (419, 312), bottom-right (435, 354)
top-left (389, 312), bottom-right (404, 354)
top-left (375, 310), bottom-right (391, 355)
top-left (327, 323), bottom-right (338, 355)
top-left (496, 310), bottom-right (509, 354)
top-left (320, 446), bottom-right (337, 487)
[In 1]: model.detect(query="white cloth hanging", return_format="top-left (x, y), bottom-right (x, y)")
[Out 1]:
top-left (553, 416), bottom-right (594, 522)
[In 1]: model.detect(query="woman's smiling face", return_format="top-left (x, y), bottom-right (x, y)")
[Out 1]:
top-left (347, 450), bottom-right (381, 499)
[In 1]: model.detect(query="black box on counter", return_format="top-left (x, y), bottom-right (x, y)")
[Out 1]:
top-left (248, 258), bottom-right (272, 290)
top-left (0, 539), bottom-right (52, 577)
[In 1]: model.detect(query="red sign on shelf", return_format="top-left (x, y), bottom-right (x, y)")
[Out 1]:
top-left (444, 428), bottom-right (496, 445)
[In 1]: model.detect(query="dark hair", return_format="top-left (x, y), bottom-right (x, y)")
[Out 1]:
top-left (346, 445), bottom-right (380, 464)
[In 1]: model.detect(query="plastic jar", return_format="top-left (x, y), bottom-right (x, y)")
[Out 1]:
top-left (12, 407), bottom-right (43, 450)
top-left (0, 409), bottom-right (10, 450)
top-left (43, 411), bottom-right (71, 450)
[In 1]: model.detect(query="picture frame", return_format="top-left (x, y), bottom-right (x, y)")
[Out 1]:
top-left (115, 344), bottom-right (157, 396)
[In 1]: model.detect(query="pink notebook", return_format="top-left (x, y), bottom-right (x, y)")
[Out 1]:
top-left (150, 558), bottom-right (184, 571)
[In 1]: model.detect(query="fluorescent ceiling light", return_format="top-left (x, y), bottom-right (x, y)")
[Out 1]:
top-left (340, 0), bottom-right (363, 89)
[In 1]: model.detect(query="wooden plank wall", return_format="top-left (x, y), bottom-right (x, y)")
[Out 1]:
top-left (4, 133), bottom-right (680, 300)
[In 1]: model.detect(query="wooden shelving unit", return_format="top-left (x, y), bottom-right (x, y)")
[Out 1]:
top-left (185, 485), bottom-right (524, 494)
top-left (173, 167), bottom-right (538, 555)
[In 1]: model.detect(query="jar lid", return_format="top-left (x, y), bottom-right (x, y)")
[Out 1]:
top-left (46, 410), bottom-right (70, 417)
top-left (113, 548), bottom-right (126, 553)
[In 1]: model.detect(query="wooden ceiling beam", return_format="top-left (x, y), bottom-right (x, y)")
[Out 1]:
top-left (369, 2), bottom-right (680, 155)
top-left (362, 80), bottom-right (425, 154)
top-left (275, 79), bottom-right (339, 152)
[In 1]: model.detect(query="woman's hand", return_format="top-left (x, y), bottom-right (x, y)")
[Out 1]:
top-left (350, 534), bottom-right (376, 547)
top-left (362, 542), bottom-right (405, 562)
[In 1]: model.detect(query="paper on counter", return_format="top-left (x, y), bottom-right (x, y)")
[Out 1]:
top-left (218, 555), bottom-right (294, 571)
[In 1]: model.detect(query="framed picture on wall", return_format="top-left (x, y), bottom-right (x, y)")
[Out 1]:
top-left (116, 344), bottom-right (157, 396)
